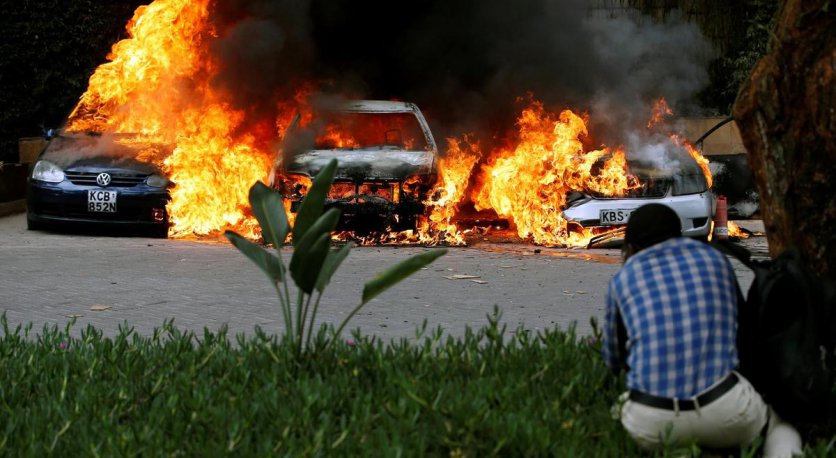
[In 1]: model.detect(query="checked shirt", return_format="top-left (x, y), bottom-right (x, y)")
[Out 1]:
top-left (603, 237), bottom-right (739, 399)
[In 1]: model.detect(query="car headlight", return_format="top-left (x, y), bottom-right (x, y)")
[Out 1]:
top-left (31, 160), bottom-right (65, 183)
top-left (145, 174), bottom-right (169, 188)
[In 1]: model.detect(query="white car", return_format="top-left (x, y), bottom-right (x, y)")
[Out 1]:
top-left (562, 151), bottom-right (714, 242)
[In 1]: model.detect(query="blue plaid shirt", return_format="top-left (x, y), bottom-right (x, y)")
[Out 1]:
top-left (603, 237), bottom-right (738, 398)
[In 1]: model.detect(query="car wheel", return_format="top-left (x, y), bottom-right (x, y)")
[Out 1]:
top-left (150, 225), bottom-right (170, 239)
top-left (26, 216), bottom-right (44, 231)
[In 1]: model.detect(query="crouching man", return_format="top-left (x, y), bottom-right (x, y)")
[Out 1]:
top-left (602, 203), bottom-right (801, 457)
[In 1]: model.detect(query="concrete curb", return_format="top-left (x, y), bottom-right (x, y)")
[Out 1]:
top-left (0, 199), bottom-right (25, 218)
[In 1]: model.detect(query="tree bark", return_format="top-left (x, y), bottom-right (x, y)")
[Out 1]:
top-left (733, 1), bottom-right (835, 279)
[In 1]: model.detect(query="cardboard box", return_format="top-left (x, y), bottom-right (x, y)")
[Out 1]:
top-left (19, 137), bottom-right (48, 164)
top-left (677, 117), bottom-right (747, 156)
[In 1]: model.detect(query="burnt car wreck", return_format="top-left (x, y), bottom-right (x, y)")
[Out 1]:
top-left (562, 147), bottom-right (714, 247)
top-left (273, 100), bottom-right (438, 233)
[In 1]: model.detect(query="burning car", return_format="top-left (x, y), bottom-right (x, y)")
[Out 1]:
top-left (274, 100), bottom-right (438, 233)
top-left (562, 148), bottom-right (713, 241)
top-left (26, 132), bottom-right (172, 238)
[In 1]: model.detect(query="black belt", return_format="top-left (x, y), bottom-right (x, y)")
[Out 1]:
top-left (628, 373), bottom-right (739, 411)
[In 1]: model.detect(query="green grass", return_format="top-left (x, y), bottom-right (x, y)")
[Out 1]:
top-left (0, 314), bottom-right (833, 457)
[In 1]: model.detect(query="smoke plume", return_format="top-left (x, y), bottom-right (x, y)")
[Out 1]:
top-left (205, 0), bottom-right (713, 149)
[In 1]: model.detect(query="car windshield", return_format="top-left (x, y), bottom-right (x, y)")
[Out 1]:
top-left (624, 172), bottom-right (672, 198)
top-left (313, 112), bottom-right (428, 151)
top-left (586, 148), bottom-right (708, 198)
top-left (42, 132), bottom-right (169, 171)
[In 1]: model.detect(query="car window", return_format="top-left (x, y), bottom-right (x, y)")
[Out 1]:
top-left (669, 149), bottom-right (708, 195)
top-left (313, 112), bottom-right (429, 151)
top-left (671, 171), bottom-right (708, 195)
top-left (583, 145), bottom-right (709, 198)
top-left (626, 175), bottom-right (672, 198)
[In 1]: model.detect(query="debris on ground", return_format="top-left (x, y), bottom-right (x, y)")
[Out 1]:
top-left (90, 304), bottom-right (112, 311)
top-left (445, 274), bottom-right (481, 280)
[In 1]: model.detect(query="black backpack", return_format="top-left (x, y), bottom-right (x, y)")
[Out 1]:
top-left (713, 241), bottom-right (836, 425)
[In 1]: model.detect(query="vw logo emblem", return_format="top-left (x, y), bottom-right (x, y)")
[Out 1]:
top-left (96, 173), bottom-right (112, 187)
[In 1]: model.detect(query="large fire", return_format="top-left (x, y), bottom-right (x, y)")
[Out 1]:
top-left (418, 135), bottom-right (482, 245)
top-left (472, 102), bottom-right (637, 247)
top-left (65, 0), bottom-right (284, 239)
top-left (64, 0), bottom-right (718, 248)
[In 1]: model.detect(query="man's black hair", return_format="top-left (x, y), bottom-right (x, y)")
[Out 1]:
top-left (624, 203), bottom-right (682, 249)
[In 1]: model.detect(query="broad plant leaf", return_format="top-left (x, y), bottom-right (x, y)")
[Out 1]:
top-left (315, 243), bottom-right (353, 293)
top-left (362, 249), bottom-right (447, 304)
top-left (289, 208), bottom-right (341, 293)
top-left (289, 208), bottom-right (341, 278)
top-left (292, 158), bottom-right (338, 245)
top-left (249, 181), bottom-right (289, 250)
top-left (291, 232), bottom-right (332, 294)
top-left (224, 230), bottom-right (284, 282)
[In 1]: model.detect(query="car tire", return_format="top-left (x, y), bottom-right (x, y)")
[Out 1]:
top-left (150, 225), bottom-right (170, 239)
top-left (26, 215), bottom-right (44, 231)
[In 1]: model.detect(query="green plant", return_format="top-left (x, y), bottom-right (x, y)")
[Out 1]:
top-left (5, 313), bottom-right (834, 456)
top-left (224, 158), bottom-right (446, 356)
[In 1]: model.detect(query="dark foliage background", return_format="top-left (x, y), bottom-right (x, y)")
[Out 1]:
top-left (0, 0), bottom-right (776, 162)
top-left (0, 0), bottom-right (144, 162)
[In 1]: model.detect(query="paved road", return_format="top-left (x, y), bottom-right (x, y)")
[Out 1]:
top-left (0, 213), bottom-right (764, 342)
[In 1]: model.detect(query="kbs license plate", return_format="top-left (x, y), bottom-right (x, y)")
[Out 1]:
top-left (599, 209), bottom-right (633, 225)
top-left (88, 190), bottom-right (117, 212)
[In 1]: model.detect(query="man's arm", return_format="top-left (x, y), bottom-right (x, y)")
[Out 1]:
top-left (601, 280), bottom-right (628, 374)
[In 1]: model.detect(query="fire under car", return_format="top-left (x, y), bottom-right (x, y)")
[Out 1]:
top-left (26, 132), bottom-right (172, 238)
top-left (562, 150), bottom-right (714, 243)
top-left (273, 100), bottom-right (438, 233)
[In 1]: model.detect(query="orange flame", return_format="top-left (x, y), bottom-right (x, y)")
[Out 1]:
top-left (678, 136), bottom-right (713, 189)
top-left (416, 135), bottom-right (482, 245)
top-left (472, 101), bottom-right (636, 247)
top-left (646, 98), bottom-right (712, 189)
top-left (66, 0), bottom-right (213, 139)
top-left (64, 0), bottom-right (716, 248)
top-left (647, 97), bottom-right (674, 129)
top-left (728, 221), bottom-right (750, 239)
top-left (64, 0), bottom-right (292, 238)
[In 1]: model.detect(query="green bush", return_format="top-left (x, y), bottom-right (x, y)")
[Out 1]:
top-left (0, 314), bottom-right (627, 456)
top-left (1, 313), bottom-right (834, 456)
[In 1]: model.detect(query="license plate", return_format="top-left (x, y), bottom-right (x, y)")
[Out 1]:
top-left (88, 190), bottom-right (117, 212)
top-left (599, 209), bottom-right (633, 225)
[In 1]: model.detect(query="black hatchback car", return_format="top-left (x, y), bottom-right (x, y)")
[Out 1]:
top-left (26, 132), bottom-right (171, 237)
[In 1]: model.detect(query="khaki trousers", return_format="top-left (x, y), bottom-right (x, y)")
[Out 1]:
top-left (615, 372), bottom-right (802, 457)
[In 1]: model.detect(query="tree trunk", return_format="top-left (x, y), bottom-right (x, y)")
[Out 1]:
top-left (733, 1), bottom-right (835, 279)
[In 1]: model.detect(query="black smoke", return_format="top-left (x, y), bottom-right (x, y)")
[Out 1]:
top-left (207, 0), bottom-right (712, 149)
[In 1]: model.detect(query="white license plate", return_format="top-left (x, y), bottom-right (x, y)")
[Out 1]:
top-left (88, 190), bottom-right (117, 212)
top-left (599, 209), bottom-right (634, 225)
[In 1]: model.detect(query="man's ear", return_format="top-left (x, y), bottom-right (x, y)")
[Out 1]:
top-left (623, 243), bottom-right (637, 261)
